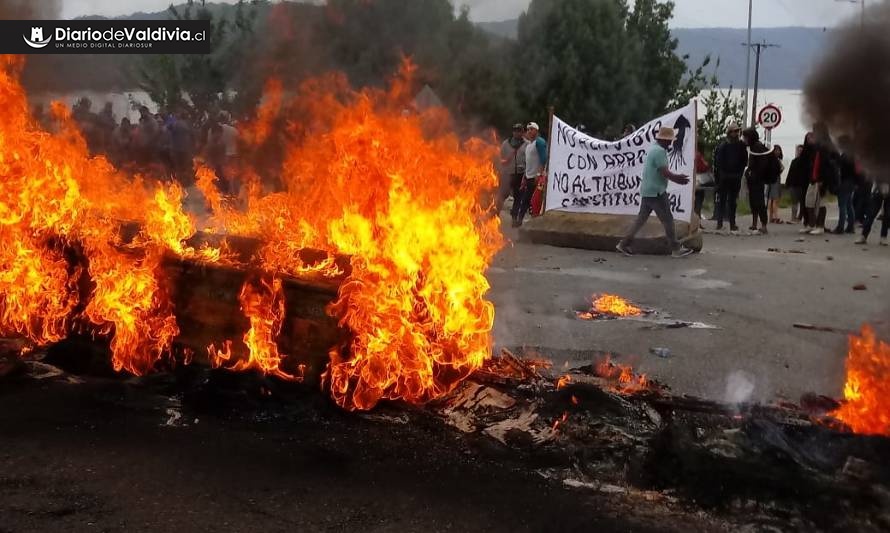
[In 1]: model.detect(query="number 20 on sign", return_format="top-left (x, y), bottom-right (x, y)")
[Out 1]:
top-left (758, 104), bottom-right (782, 131)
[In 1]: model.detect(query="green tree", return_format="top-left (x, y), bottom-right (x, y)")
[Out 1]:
top-left (323, 0), bottom-right (520, 129)
top-left (135, 0), bottom-right (263, 115)
top-left (516, 0), bottom-right (687, 137)
top-left (626, 0), bottom-right (685, 118)
top-left (517, 0), bottom-right (639, 135)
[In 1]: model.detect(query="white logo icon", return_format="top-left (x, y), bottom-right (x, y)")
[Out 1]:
top-left (23, 27), bottom-right (52, 48)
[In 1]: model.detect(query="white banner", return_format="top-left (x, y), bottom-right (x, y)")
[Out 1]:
top-left (545, 102), bottom-right (696, 222)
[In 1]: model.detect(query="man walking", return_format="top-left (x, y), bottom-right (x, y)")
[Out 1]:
top-left (714, 123), bottom-right (747, 234)
top-left (514, 122), bottom-right (547, 227)
top-left (498, 124), bottom-right (527, 217)
top-left (616, 127), bottom-right (694, 258)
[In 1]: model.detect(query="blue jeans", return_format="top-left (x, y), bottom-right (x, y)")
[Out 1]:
top-left (836, 182), bottom-right (855, 231)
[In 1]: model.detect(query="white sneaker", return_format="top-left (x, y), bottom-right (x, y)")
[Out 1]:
top-left (881, 238), bottom-right (888, 247)
top-left (854, 236), bottom-right (867, 245)
top-left (799, 227), bottom-right (812, 234)
top-left (809, 228), bottom-right (825, 235)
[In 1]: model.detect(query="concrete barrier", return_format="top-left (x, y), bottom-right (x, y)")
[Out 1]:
top-left (518, 211), bottom-right (704, 255)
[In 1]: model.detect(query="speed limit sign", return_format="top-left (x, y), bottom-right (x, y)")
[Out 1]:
top-left (758, 104), bottom-right (782, 130)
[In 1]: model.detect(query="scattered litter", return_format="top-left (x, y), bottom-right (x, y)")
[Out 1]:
top-left (482, 408), bottom-right (554, 445)
top-left (827, 256), bottom-right (834, 261)
top-left (24, 361), bottom-right (70, 381)
top-left (362, 413), bottom-right (410, 425)
top-left (767, 248), bottom-right (807, 254)
top-left (853, 283), bottom-right (867, 291)
top-left (650, 347), bottom-right (672, 359)
top-left (793, 323), bottom-right (855, 335)
top-left (163, 408), bottom-right (183, 427)
top-left (794, 238), bottom-right (807, 243)
top-left (564, 479), bottom-right (628, 494)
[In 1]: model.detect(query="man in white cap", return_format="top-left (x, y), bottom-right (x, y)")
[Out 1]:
top-left (616, 126), bottom-right (694, 258)
top-left (513, 121), bottom-right (548, 227)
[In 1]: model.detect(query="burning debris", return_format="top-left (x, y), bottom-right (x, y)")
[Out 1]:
top-left (575, 293), bottom-right (718, 329)
top-left (830, 326), bottom-right (890, 436)
top-left (0, 56), bottom-right (502, 411)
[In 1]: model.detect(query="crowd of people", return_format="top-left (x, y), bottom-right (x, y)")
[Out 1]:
top-left (34, 97), bottom-right (241, 194)
top-left (702, 122), bottom-right (888, 246)
top-left (497, 117), bottom-right (889, 255)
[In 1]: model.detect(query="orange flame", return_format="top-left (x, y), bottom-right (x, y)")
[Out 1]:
top-left (831, 326), bottom-right (890, 436)
top-left (595, 356), bottom-right (650, 393)
top-left (0, 55), bottom-right (501, 410)
top-left (210, 277), bottom-right (303, 381)
top-left (593, 294), bottom-right (643, 317)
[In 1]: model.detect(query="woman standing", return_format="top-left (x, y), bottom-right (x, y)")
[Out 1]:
top-left (767, 145), bottom-right (785, 224)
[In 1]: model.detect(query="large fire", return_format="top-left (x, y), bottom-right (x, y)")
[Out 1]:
top-left (0, 55), bottom-right (502, 410)
top-left (831, 326), bottom-right (890, 436)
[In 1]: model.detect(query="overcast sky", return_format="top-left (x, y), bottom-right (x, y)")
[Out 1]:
top-left (60, 0), bottom-right (866, 27)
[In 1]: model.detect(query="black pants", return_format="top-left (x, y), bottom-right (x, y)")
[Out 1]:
top-left (789, 186), bottom-right (805, 221)
top-left (512, 177), bottom-right (536, 221)
top-left (747, 177), bottom-right (768, 227)
top-left (620, 193), bottom-right (680, 251)
top-left (863, 194), bottom-right (890, 239)
top-left (694, 189), bottom-right (706, 218)
top-left (717, 175), bottom-right (742, 228)
top-left (508, 173), bottom-right (524, 218)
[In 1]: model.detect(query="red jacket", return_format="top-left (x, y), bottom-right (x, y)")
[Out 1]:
top-left (695, 150), bottom-right (710, 174)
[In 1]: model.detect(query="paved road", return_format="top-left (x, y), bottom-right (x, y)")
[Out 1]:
top-left (490, 209), bottom-right (889, 404)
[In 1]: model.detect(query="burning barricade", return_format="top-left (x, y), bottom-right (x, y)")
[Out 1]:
top-left (0, 55), bottom-right (502, 411)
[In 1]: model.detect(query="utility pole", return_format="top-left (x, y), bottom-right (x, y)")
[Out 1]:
top-left (743, 0), bottom-right (753, 126)
top-left (749, 40), bottom-right (780, 128)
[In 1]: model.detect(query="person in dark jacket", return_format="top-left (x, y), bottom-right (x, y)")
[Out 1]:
top-left (714, 123), bottom-right (747, 234)
top-left (742, 127), bottom-right (773, 234)
top-left (785, 143), bottom-right (808, 224)
top-left (800, 124), bottom-right (839, 235)
top-left (834, 135), bottom-right (859, 234)
top-left (767, 145), bottom-right (785, 224)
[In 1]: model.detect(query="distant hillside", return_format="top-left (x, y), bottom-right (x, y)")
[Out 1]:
top-left (674, 27), bottom-right (832, 89)
top-left (477, 19), bottom-right (834, 90)
top-left (477, 19), bottom-right (518, 40)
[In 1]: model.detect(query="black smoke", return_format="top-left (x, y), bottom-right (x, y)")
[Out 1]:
top-left (804, 1), bottom-right (890, 180)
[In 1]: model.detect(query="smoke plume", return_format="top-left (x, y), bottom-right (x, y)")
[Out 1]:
top-left (0, 0), bottom-right (62, 19)
top-left (804, 1), bottom-right (890, 180)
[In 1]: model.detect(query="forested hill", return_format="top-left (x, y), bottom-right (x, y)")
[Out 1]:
top-left (477, 21), bottom-right (833, 90)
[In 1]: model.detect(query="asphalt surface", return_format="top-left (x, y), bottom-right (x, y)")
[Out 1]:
top-left (491, 207), bottom-right (890, 404)
top-left (0, 373), bottom-right (725, 533)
